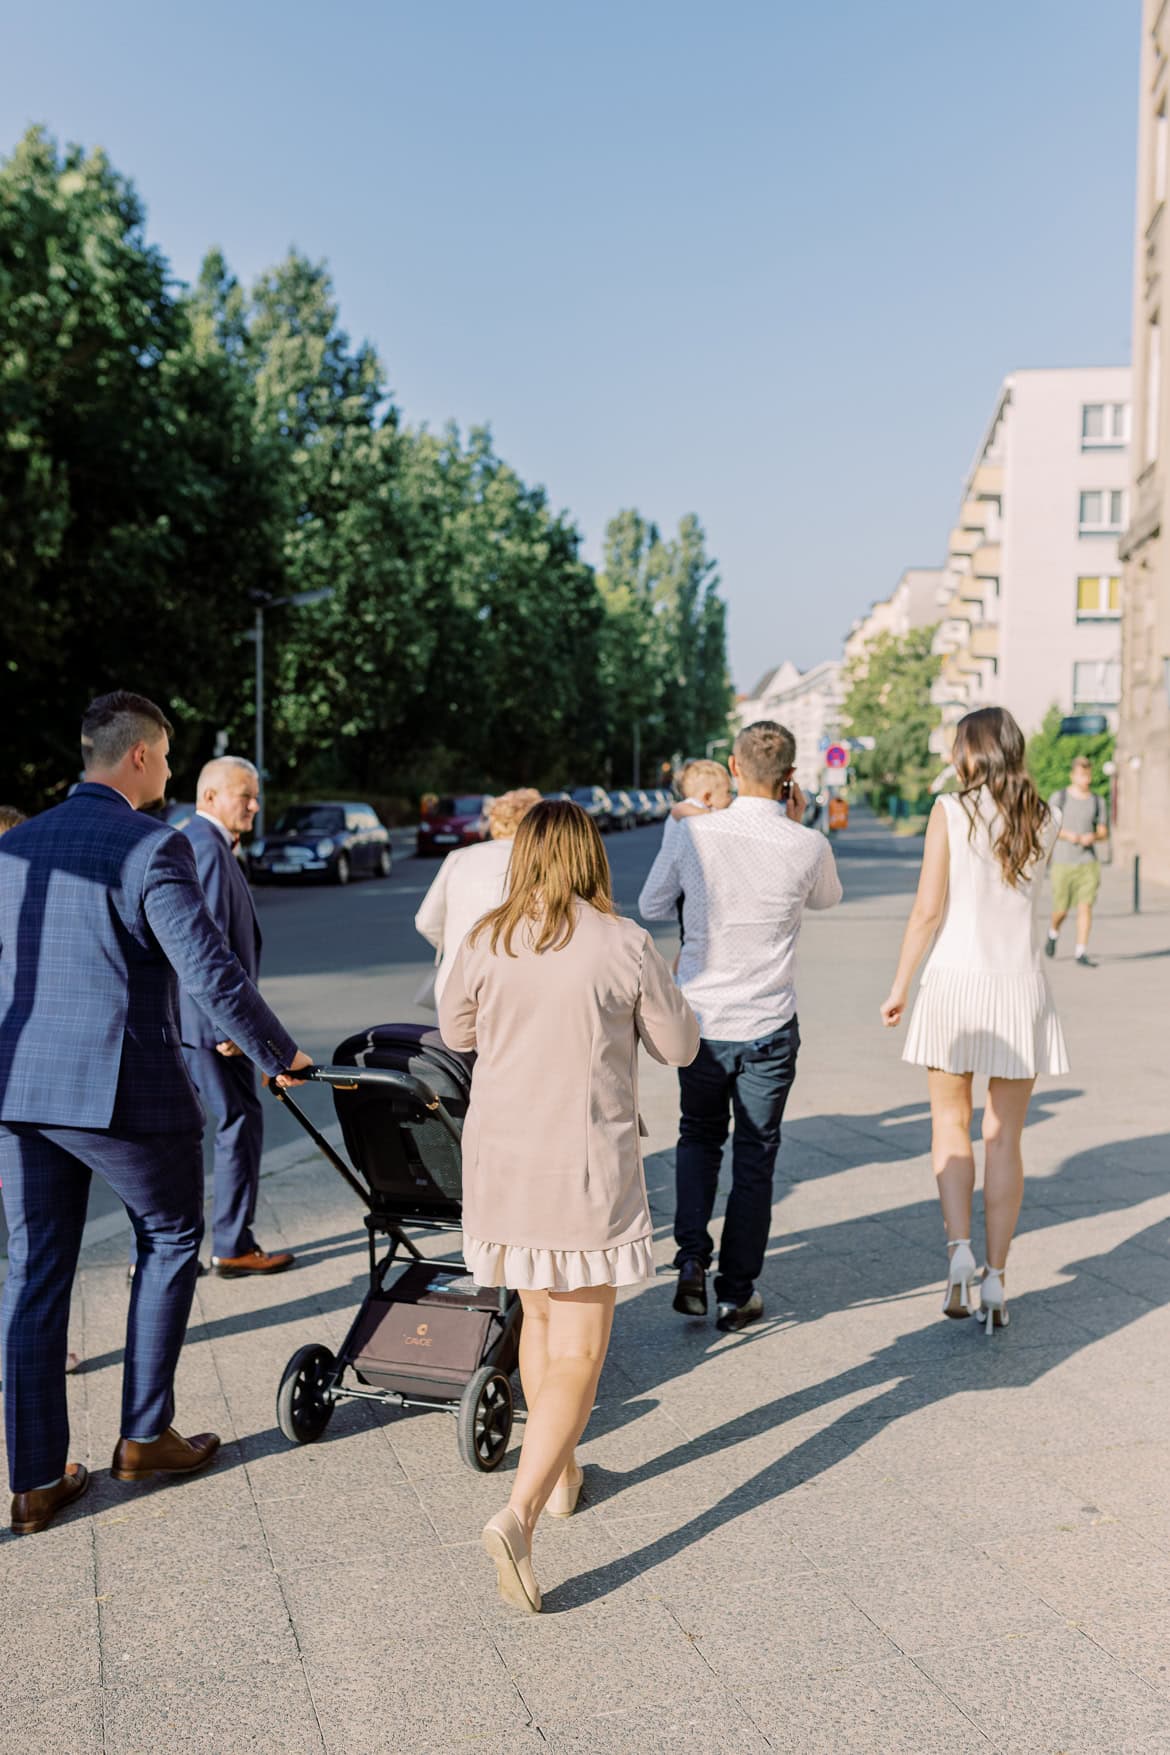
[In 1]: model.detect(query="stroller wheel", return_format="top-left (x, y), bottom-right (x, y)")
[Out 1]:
top-left (457, 1367), bottom-right (514, 1473)
top-left (277, 1343), bottom-right (337, 1444)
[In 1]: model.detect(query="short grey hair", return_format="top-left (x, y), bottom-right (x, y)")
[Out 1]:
top-left (733, 720), bottom-right (796, 789)
top-left (196, 755), bottom-right (260, 800)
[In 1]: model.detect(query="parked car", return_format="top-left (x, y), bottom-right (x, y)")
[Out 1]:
top-left (568, 786), bottom-right (617, 832)
top-left (609, 790), bottom-right (637, 832)
top-left (249, 802), bottom-right (392, 885)
top-left (629, 789), bottom-right (657, 825)
top-left (650, 788), bottom-right (673, 820)
top-left (416, 794), bottom-right (491, 856)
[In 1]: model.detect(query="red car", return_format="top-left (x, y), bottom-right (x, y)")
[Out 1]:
top-left (417, 793), bottom-right (491, 856)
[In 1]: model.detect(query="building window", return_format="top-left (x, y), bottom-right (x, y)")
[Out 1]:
top-left (1078, 489), bottom-right (1125, 534)
top-left (1073, 659), bottom-right (1121, 705)
top-left (1075, 575), bottom-right (1121, 619)
top-left (1081, 403), bottom-right (1129, 448)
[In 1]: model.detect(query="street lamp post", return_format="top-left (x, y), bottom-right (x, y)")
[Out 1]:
top-left (249, 588), bottom-right (334, 836)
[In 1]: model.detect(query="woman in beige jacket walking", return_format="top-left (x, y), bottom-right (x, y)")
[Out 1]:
top-left (438, 800), bottom-right (698, 1613)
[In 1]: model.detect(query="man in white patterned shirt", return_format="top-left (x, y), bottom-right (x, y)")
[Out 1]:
top-left (638, 721), bottom-right (842, 1331)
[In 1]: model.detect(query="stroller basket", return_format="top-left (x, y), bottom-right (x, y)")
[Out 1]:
top-left (271, 1024), bottom-right (522, 1473)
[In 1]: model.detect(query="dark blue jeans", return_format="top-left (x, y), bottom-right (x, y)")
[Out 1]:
top-left (674, 1018), bottom-right (800, 1307)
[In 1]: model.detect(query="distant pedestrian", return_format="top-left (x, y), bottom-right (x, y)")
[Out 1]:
top-left (639, 720), bottom-right (842, 1334)
top-left (0, 692), bottom-right (310, 1537)
top-left (415, 788), bottom-right (541, 1006)
top-left (180, 756), bottom-right (295, 1279)
top-left (439, 801), bottom-right (697, 1612)
top-left (1045, 756), bottom-right (1109, 967)
top-left (881, 706), bottom-right (1068, 1337)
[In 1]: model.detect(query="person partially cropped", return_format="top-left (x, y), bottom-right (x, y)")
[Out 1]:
top-left (438, 800), bottom-right (698, 1613)
top-left (881, 706), bottom-right (1068, 1336)
top-left (414, 788), bottom-right (541, 1004)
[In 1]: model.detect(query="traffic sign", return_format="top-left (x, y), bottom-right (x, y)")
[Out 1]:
top-left (825, 744), bottom-right (849, 770)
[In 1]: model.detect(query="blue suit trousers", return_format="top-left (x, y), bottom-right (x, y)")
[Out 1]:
top-left (0, 1124), bottom-right (203, 1492)
top-left (182, 1047), bottom-right (263, 1260)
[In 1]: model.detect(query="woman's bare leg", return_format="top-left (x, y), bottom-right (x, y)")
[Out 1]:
top-left (982, 1077), bottom-right (1034, 1269)
top-left (508, 1285), bottom-right (615, 1545)
top-left (927, 1069), bottom-right (976, 1240)
top-left (515, 1288), bottom-right (578, 1498)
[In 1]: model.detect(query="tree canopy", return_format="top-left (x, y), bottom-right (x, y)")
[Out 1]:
top-left (840, 626), bottom-right (941, 809)
top-left (0, 128), bottom-right (733, 811)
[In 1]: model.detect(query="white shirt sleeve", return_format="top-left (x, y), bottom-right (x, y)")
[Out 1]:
top-left (414, 858), bottom-right (450, 949)
top-left (638, 830), bottom-right (683, 921)
top-left (806, 838), bottom-right (843, 911)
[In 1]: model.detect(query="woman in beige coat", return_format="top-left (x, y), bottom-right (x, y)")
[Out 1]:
top-left (438, 800), bottom-right (698, 1613)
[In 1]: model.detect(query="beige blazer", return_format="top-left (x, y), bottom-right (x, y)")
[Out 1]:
top-left (438, 903), bottom-right (699, 1254)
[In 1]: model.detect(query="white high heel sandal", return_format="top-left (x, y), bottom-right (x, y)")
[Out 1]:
top-left (978, 1267), bottom-right (1009, 1336)
top-left (942, 1239), bottom-right (977, 1319)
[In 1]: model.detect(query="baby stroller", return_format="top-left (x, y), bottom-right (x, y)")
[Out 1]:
top-left (271, 1024), bottom-right (522, 1473)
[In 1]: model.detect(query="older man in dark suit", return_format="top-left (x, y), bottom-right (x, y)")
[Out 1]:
top-left (181, 756), bottom-right (293, 1278)
top-left (0, 692), bottom-right (311, 1535)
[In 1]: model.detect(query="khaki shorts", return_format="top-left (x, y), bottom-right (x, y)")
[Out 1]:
top-left (1051, 861), bottom-right (1101, 911)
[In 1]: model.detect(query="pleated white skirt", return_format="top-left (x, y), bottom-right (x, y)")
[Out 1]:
top-left (903, 966), bottom-right (1069, 1079)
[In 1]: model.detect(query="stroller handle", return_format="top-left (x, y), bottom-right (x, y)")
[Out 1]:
top-left (299, 1064), bottom-right (462, 1143)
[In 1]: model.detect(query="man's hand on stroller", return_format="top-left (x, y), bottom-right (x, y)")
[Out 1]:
top-left (275, 1050), bottom-right (314, 1089)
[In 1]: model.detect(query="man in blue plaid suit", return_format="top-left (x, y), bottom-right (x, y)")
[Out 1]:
top-left (179, 756), bottom-right (295, 1278)
top-left (0, 693), bottom-right (311, 1535)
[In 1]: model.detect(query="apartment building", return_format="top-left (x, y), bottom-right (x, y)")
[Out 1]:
top-left (1116, 0), bottom-right (1170, 886)
top-left (844, 568), bottom-right (943, 673)
top-left (930, 367), bottom-right (1130, 756)
top-left (736, 658), bottom-right (843, 791)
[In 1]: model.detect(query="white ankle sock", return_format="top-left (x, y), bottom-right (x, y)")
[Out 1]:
top-left (1047, 928), bottom-right (1059, 941)
top-left (1075, 944), bottom-right (1087, 958)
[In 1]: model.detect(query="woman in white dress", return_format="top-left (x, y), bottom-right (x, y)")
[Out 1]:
top-left (413, 789), bottom-right (541, 1004)
top-left (880, 707), bottom-right (1068, 1335)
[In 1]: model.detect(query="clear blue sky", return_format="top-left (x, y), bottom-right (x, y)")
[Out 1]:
top-left (3, 1), bottom-right (1140, 689)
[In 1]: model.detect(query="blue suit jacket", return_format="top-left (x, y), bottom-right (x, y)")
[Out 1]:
top-left (179, 814), bottom-right (262, 1050)
top-left (0, 783), bottom-right (298, 1132)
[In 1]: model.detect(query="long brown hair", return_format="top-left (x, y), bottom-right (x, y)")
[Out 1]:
top-left (951, 706), bottom-right (1050, 887)
top-left (469, 799), bottom-right (615, 955)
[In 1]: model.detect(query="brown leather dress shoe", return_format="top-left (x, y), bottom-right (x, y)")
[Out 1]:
top-left (111, 1427), bottom-right (221, 1482)
top-left (210, 1248), bottom-right (295, 1277)
top-left (10, 1462), bottom-right (90, 1535)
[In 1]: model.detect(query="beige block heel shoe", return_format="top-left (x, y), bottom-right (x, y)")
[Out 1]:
top-left (482, 1507), bottom-right (542, 1613)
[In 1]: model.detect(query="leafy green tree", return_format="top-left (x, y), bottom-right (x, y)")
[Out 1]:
top-left (1025, 705), bottom-right (1115, 800)
top-left (841, 626), bottom-right (941, 809)
top-left (0, 129), bottom-right (278, 803)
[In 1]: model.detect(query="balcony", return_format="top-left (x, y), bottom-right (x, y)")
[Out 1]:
top-left (969, 625), bottom-right (999, 661)
top-left (971, 462), bottom-right (1004, 496)
top-left (972, 544), bottom-right (1000, 576)
top-left (948, 526), bottom-right (980, 558)
top-left (959, 498), bottom-right (990, 532)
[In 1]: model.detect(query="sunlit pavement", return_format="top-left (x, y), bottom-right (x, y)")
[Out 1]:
top-left (2, 817), bottom-right (1169, 1753)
